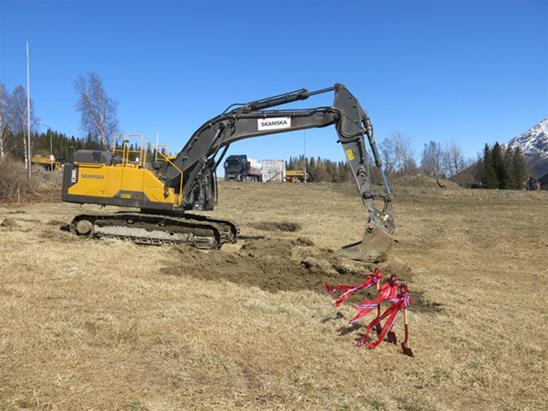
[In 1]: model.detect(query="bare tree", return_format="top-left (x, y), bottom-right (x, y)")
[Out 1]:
top-left (394, 132), bottom-right (417, 174)
top-left (443, 142), bottom-right (465, 176)
top-left (0, 83), bottom-right (9, 160)
top-left (380, 132), bottom-right (417, 176)
top-left (421, 140), bottom-right (444, 177)
top-left (75, 73), bottom-right (118, 149)
top-left (380, 136), bottom-right (397, 176)
top-left (8, 85), bottom-right (37, 168)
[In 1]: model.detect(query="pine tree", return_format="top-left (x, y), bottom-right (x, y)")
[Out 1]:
top-left (511, 147), bottom-right (527, 190)
top-left (482, 144), bottom-right (498, 188)
top-left (325, 161), bottom-right (334, 182)
top-left (491, 142), bottom-right (507, 189)
top-left (308, 156), bottom-right (316, 182)
top-left (503, 146), bottom-right (514, 188)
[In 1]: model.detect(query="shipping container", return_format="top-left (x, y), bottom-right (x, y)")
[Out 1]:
top-left (261, 160), bottom-right (286, 183)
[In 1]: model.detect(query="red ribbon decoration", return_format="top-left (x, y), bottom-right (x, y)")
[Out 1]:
top-left (349, 275), bottom-right (399, 324)
top-left (357, 284), bottom-right (412, 349)
top-left (323, 268), bottom-right (382, 308)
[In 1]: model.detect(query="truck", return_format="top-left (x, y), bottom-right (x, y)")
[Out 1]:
top-left (223, 155), bottom-right (262, 182)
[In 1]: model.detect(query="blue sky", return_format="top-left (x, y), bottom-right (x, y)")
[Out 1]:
top-left (1, 0), bottom-right (546, 163)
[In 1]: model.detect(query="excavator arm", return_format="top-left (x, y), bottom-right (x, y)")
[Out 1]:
top-left (161, 83), bottom-right (395, 260)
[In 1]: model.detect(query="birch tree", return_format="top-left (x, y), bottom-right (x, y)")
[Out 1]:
top-left (421, 141), bottom-right (444, 177)
top-left (381, 132), bottom-right (417, 176)
top-left (75, 73), bottom-right (118, 149)
top-left (443, 142), bottom-right (465, 176)
top-left (380, 137), bottom-right (397, 176)
top-left (0, 83), bottom-right (9, 160)
top-left (8, 85), bottom-right (36, 168)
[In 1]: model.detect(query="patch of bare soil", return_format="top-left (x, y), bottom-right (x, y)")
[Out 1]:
top-left (161, 238), bottom-right (338, 293)
top-left (161, 238), bottom-right (438, 313)
top-left (0, 218), bottom-right (19, 227)
top-left (249, 221), bottom-right (302, 232)
top-left (393, 174), bottom-right (462, 190)
top-left (46, 219), bottom-right (66, 226)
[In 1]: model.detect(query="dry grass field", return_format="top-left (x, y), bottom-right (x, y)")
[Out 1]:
top-left (0, 179), bottom-right (546, 410)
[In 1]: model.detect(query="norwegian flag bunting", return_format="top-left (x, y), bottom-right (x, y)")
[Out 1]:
top-left (323, 269), bottom-right (414, 355)
top-left (323, 268), bottom-right (382, 308)
top-left (349, 274), bottom-right (399, 324)
top-left (357, 284), bottom-right (412, 349)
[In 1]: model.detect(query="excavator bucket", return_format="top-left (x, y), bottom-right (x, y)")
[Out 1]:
top-left (339, 222), bottom-right (394, 262)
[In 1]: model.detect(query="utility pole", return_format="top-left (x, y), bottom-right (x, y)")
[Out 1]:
top-left (303, 130), bottom-right (307, 183)
top-left (26, 41), bottom-right (32, 185)
top-left (155, 132), bottom-right (159, 161)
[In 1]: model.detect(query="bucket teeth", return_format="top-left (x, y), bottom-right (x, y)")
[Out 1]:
top-left (338, 222), bottom-right (394, 262)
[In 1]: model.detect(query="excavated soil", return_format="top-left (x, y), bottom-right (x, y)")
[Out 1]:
top-left (0, 218), bottom-right (19, 227)
top-left (249, 221), bottom-right (302, 232)
top-left (160, 237), bottom-right (438, 313)
top-left (161, 238), bottom-right (364, 293)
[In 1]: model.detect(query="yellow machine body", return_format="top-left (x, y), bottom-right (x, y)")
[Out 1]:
top-left (285, 169), bottom-right (307, 182)
top-left (62, 135), bottom-right (184, 211)
top-left (68, 163), bottom-right (177, 203)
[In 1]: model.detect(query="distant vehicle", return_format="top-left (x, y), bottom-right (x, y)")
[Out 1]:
top-left (32, 154), bottom-right (62, 171)
top-left (224, 154), bottom-right (262, 182)
top-left (285, 169), bottom-right (308, 183)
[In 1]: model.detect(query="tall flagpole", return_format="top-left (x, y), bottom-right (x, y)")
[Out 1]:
top-left (303, 130), bottom-right (307, 183)
top-left (26, 41), bottom-right (32, 185)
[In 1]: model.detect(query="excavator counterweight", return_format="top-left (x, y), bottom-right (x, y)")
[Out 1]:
top-left (62, 84), bottom-right (394, 262)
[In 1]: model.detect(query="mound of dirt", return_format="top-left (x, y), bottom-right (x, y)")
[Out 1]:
top-left (47, 219), bottom-right (66, 226)
top-left (162, 238), bottom-right (370, 294)
top-left (249, 221), bottom-right (302, 232)
top-left (159, 238), bottom-right (437, 312)
top-left (392, 174), bottom-right (462, 190)
top-left (1, 218), bottom-right (19, 228)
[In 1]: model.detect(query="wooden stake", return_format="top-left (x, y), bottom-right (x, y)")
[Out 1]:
top-left (401, 309), bottom-right (414, 357)
top-left (375, 280), bottom-right (382, 335)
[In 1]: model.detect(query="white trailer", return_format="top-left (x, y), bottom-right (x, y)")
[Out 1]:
top-left (248, 158), bottom-right (262, 176)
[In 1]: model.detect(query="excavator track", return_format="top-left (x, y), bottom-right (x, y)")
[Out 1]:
top-left (169, 213), bottom-right (239, 244)
top-left (69, 213), bottom-right (238, 250)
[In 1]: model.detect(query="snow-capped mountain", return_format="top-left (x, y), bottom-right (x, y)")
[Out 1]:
top-left (506, 119), bottom-right (548, 178)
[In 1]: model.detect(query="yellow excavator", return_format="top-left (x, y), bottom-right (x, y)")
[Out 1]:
top-left (32, 154), bottom-right (62, 171)
top-left (62, 84), bottom-right (395, 261)
top-left (285, 170), bottom-right (307, 182)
